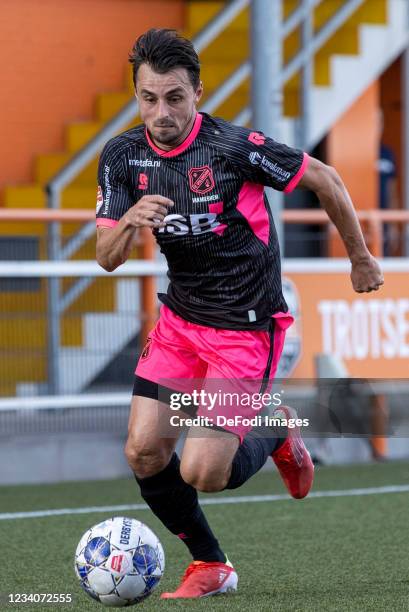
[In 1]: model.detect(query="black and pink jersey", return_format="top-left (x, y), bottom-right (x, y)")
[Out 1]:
top-left (96, 112), bottom-right (309, 330)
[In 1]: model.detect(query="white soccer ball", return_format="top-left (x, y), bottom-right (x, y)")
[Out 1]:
top-left (74, 517), bottom-right (165, 606)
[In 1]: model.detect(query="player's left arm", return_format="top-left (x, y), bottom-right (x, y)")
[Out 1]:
top-left (298, 156), bottom-right (384, 293)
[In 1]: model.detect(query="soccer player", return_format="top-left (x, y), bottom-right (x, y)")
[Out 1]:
top-left (96, 29), bottom-right (383, 598)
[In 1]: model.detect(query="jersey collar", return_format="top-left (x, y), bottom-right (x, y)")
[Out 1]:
top-left (145, 112), bottom-right (203, 158)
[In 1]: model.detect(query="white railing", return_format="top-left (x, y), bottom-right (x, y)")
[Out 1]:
top-left (1, 257), bottom-right (409, 402)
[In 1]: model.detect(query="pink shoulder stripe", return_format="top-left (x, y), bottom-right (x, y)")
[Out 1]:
top-left (145, 113), bottom-right (203, 158)
top-left (96, 218), bottom-right (118, 228)
top-left (284, 152), bottom-right (310, 194)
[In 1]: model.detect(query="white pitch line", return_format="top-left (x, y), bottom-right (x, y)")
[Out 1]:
top-left (1, 484), bottom-right (409, 521)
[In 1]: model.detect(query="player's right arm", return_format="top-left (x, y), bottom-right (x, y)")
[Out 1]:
top-left (95, 140), bottom-right (173, 272)
top-left (96, 195), bottom-right (173, 272)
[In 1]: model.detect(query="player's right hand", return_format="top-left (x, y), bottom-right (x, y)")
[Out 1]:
top-left (124, 195), bottom-right (174, 228)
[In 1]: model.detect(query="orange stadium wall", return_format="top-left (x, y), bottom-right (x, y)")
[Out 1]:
top-left (0, 0), bottom-right (184, 200)
top-left (326, 82), bottom-right (379, 257)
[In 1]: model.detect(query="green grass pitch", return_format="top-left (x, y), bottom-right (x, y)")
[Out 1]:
top-left (1, 461), bottom-right (409, 611)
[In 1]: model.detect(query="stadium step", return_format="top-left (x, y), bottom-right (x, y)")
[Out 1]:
top-left (65, 121), bottom-right (106, 153)
top-left (186, 0), bottom-right (403, 139)
top-left (14, 280), bottom-right (140, 396)
top-left (0, 185), bottom-right (97, 238)
top-left (0, 276), bottom-right (128, 395)
top-left (3, 185), bottom-right (45, 207)
top-left (310, 0), bottom-right (407, 147)
top-left (96, 91), bottom-right (133, 122)
top-left (33, 153), bottom-right (98, 186)
top-left (186, 1), bottom-right (226, 34)
top-left (5, 0), bottom-right (399, 208)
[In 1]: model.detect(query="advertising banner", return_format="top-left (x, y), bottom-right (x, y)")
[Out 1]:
top-left (282, 259), bottom-right (409, 379)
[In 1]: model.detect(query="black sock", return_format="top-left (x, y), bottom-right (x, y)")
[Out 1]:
top-left (135, 453), bottom-right (225, 563)
top-left (225, 424), bottom-right (287, 490)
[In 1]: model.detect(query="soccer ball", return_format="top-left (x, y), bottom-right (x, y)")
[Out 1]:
top-left (74, 516), bottom-right (165, 606)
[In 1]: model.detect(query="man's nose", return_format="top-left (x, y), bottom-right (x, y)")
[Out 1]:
top-left (157, 98), bottom-right (170, 118)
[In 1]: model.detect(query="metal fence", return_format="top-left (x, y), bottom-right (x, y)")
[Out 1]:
top-left (0, 260), bottom-right (168, 397)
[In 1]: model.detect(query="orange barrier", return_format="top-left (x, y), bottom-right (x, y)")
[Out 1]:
top-left (2, 207), bottom-right (408, 260)
top-left (282, 209), bottom-right (409, 257)
top-left (2, 206), bottom-right (409, 223)
top-left (0, 209), bottom-right (95, 221)
top-left (2, 206), bottom-right (408, 261)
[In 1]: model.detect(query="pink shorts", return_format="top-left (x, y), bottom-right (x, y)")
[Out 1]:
top-left (135, 305), bottom-right (293, 440)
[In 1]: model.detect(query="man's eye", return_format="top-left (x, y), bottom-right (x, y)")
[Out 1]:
top-left (169, 97), bottom-right (182, 103)
top-left (144, 97), bottom-right (155, 103)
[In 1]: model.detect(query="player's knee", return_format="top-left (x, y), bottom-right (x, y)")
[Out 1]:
top-left (124, 439), bottom-right (170, 478)
top-left (180, 462), bottom-right (230, 492)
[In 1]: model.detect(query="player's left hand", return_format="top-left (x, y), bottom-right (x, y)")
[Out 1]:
top-left (350, 255), bottom-right (384, 293)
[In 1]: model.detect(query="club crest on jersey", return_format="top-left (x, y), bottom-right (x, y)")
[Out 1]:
top-left (188, 165), bottom-right (215, 195)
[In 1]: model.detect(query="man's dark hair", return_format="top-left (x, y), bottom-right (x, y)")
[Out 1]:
top-left (129, 28), bottom-right (200, 89)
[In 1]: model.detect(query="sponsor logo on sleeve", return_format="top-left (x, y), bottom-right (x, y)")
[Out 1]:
top-left (248, 132), bottom-right (266, 145)
top-left (188, 165), bottom-right (215, 195)
top-left (102, 165), bottom-right (112, 215)
top-left (248, 152), bottom-right (291, 182)
top-left (249, 152), bottom-right (262, 166)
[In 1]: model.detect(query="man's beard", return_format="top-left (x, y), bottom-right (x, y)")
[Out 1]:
top-left (153, 129), bottom-right (179, 145)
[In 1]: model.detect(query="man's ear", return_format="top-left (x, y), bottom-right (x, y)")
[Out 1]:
top-left (194, 81), bottom-right (204, 104)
